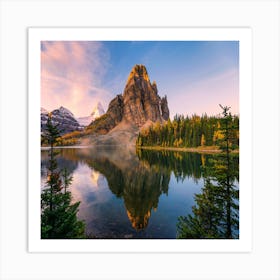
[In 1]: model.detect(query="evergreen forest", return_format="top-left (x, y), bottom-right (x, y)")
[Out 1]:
top-left (137, 109), bottom-right (239, 150)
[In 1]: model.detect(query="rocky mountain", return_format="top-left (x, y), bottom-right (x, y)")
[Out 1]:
top-left (77, 102), bottom-right (105, 126)
top-left (41, 106), bottom-right (83, 135)
top-left (86, 65), bottom-right (169, 141)
top-left (123, 65), bottom-right (169, 126)
top-left (41, 107), bottom-right (49, 131)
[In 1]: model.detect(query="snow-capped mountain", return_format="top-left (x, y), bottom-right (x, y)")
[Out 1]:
top-left (54, 106), bottom-right (74, 118)
top-left (77, 102), bottom-right (105, 126)
top-left (92, 102), bottom-right (105, 119)
top-left (41, 107), bottom-right (49, 115)
top-left (41, 107), bottom-right (49, 131)
top-left (41, 106), bottom-right (83, 135)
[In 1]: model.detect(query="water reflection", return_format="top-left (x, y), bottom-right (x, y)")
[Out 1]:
top-left (136, 149), bottom-right (207, 182)
top-left (41, 147), bottom-right (239, 238)
top-left (76, 147), bottom-right (171, 231)
top-left (177, 153), bottom-right (239, 239)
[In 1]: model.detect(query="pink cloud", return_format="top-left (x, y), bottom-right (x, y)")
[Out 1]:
top-left (41, 41), bottom-right (111, 117)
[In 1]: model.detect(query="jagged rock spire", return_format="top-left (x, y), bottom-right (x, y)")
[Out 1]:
top-left (126, 64), bottom-right (150, 84)
top-left (123, 64), bottom-right (169, 127)
top-left (87, 64), bottom-right (169, 134)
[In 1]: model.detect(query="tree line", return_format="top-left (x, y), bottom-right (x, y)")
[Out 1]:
top-left (136, 109), bottom-right (239, 149)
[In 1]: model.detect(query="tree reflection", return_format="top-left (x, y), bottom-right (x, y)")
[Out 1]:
top-left (177, 106), bottom-right (239, 239)
top-left (41, 146), bottom-right (238, 235)
top-left (88, 148), bottom-right (218, 231)
top-left (41, 149), bottom-right (78, 179)
top-left (136, 148), bottom-right (206, 182)
top-left (177, 154), bottom-right (239, 239)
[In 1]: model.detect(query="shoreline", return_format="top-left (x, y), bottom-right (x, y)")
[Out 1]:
top-left (137, 145), bottom-right (239, 154)
top-left (41, 145), bottom-right (91, 150)
top-left (41, 144), bottom-right (239, 154)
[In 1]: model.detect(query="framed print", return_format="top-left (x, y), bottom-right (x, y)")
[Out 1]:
top-left (28, 27), bottom-right (252, 253)
top-left (1, 0), bottom-right (280, 279)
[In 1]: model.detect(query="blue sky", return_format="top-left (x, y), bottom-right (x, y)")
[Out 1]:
top-left (41, 41), bottom-right (239, 118)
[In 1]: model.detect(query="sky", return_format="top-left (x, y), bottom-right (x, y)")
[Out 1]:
top-left (41, 41), bottom-right (239, 118)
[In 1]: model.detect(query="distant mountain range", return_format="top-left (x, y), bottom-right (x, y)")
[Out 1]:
top-left (41, 103), bottom-right (105, 135)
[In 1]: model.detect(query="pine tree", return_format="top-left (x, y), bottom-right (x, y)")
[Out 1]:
top-left (201, 134), bottom-right (206, 146)
top-left (135, 107), bottom-right (239, 150)
top-left (41, 114), bottom-right (85, 239)
top-left (177, 105), bottom-right (239, 239)
top-left (177, 178), bottom-right (225, 238)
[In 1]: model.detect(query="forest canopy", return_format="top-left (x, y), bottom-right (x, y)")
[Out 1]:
top-left (136, 113), bottom-right (239, 150)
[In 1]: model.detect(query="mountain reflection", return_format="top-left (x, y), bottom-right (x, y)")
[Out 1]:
top-left (41, 148), bottom-right (79, 186)
top-left (41, 147), bottom-right (213, 233)
top-left (84, 147), bottom-right (170, 230)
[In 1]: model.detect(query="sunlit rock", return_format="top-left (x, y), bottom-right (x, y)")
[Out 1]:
top-left (86, 64), bottom-right (170, 145)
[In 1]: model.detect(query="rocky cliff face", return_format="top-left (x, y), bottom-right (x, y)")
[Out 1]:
top-left (87, 64), bottom-right (169, 136)
top-left (86, 95), bottom-right (124, 135)
top-left (122, 65), bottom-right (169, 127)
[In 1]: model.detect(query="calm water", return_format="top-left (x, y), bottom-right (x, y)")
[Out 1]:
top-left (41, 146), bottom-right (239, 239)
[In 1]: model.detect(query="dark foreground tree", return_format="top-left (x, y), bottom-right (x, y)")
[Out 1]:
top-left (41, 114), bottom-right (85, 239)
top-left (177, 105), bottom-right (239, 239)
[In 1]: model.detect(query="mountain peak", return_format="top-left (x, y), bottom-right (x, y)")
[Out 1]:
top-left (41, 106), bottom-right (82, 135)
top-left (87, 64), bottom-right (169, 138)
top-left (41, 107), bottom-right (48, 114)
top-left (91, 102), bottom-right (105, 117)
top-left (122, 64), bottom-right (169, 127)
top-left (58, 106), bottom-right (74, 117)
top-left (127, 64), bottom-right (150, 83)
top-left (77, 102), bottom-right (105, 126)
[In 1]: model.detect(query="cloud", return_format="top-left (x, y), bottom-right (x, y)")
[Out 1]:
top-left (41, 41), bottom-right (112, 117)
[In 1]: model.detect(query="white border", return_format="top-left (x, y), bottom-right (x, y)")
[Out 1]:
top-left (28, 27), bottom-right (252, 253)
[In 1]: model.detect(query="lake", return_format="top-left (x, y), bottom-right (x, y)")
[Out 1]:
top-left (41, 146), bottom-right (239, 239)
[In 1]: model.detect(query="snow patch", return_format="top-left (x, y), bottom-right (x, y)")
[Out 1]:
top-left (77, 102), bottom-right (105, 126)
